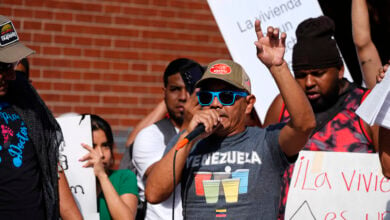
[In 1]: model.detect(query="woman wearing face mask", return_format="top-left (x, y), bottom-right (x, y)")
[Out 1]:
top-left (80, 114), bottom-right (138, 220)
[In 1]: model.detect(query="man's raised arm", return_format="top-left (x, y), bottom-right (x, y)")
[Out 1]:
top-left (254, 20), bottom-right (316, 157)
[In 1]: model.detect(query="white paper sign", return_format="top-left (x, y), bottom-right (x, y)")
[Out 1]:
top-left (207, 0), bottom-right (352, 122)
top-left (285, 151), bottom-right (390, 220)
top-left (56, 115), bottom-right (99, 220)
top-left (356, 67), bottom-right (390, 129)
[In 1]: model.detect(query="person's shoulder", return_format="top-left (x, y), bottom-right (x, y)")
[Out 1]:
top-left (246, 126), bottom-right (264, 133)
top-left (344, 79), bottom-right (368, 92)
top-left (110, 169), bottom-right (137, 179)
top-left (246, 124), bottom-right (284, 137)
top-left (259, 123), bottom-right (285, 140)
top-left (343, 80), bottom-right (370, 103)
top-left (244, 126), bottom-right (282, 149)
top-left (110, 170), bottom-right (138, 195)
top-left (245, 126), bottom-right (267, 139)
top-left (138, 123), bottom-right (160, 134)
top-left (134, 123), bottom-right (163, 143)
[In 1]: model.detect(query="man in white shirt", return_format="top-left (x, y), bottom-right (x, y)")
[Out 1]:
top-left (132, 58), bottom-right (203, 219)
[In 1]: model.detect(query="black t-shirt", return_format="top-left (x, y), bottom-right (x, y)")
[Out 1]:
top-left (0, 102), bottom-right (44, 219)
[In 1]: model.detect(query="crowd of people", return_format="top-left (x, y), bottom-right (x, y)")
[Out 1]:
top-left (1, 0), bottom-right (390, 219)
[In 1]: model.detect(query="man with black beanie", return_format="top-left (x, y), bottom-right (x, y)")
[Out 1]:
top-left (263, 15), bottom-right (379, 219)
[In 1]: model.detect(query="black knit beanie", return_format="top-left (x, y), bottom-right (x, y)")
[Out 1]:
top-left (292, 16), bottom-right (343, 72)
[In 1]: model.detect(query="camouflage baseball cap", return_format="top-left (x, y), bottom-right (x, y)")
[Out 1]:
top-left (196, 59), bottom-right (251, 93)
top-left (0, 15), bottom-right (34, 63)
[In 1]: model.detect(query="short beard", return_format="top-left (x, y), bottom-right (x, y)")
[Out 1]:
top-left (311, 78), bottom-right (342, 113)
top-left (167, 108), bottom-right (183, 126)
top-left (310, 91), bottom-right (339, 113)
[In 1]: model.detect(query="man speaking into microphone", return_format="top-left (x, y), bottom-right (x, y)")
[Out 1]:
top-left (146, 20), bottom-right (316, 219)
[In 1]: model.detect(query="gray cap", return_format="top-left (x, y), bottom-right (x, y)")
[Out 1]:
top-left (0, 15), bottom-right (34, 63)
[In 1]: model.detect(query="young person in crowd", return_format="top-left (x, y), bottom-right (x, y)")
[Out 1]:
top-left (80, 114), bottom-right (139, 220)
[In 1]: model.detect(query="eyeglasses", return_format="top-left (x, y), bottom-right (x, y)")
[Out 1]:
top-left (197, 90), bottom-right (248, 106)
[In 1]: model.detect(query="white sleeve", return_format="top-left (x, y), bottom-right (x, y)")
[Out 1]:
top-left (132, 124), bottom-right (166, 178)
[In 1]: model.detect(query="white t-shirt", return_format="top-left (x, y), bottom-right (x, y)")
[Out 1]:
top-left (132, 123), bottom-right (183, 220)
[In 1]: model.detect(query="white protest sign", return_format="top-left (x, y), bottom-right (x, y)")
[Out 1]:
top-left (356, 67), bottom-right (390, 129)
top-left (56, 115), bottom-right (99, 220)
top-left (207, 0), bottom-right (352, 122)
top-left (285, 151), bottom-right (390, 220)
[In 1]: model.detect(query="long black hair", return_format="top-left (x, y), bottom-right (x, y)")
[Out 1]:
top-left (7, 71), bottom-right (63, 220)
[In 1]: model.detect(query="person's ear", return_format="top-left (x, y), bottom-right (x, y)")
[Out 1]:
top-left (245, 95), bottom-right (256, 114)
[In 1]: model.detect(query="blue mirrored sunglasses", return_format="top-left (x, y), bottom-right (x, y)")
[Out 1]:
top-left (197, 90), bottom-right (248, 106)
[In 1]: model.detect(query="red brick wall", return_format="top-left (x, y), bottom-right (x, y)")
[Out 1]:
top-left (0, 0), bottom-right (230, 166)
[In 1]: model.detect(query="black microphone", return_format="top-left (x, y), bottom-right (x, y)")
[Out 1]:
top-left (176, 124), bottom-right (205, 150)
top-left (185, 124), bottom-right (205, 141)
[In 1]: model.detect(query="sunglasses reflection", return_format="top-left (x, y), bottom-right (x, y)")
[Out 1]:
top-left (197, 91), bottom-right (248, 106)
